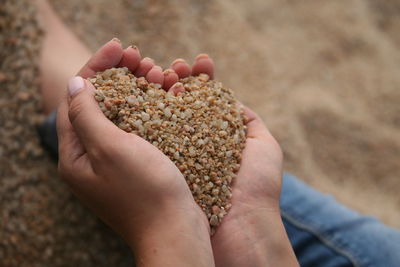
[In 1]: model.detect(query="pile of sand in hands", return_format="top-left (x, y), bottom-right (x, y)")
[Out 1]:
top-left (91, 67), bottom-right (246, 232)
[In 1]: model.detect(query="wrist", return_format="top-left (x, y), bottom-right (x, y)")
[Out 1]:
top-left (128, 200), bottom-right (215, 267)
top-left (254, 213), bottom-right (299, 267)
top-left (213, 205), bottom-right (298, 267)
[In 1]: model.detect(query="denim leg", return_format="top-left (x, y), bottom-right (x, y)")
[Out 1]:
top-left (37, 111), bottom-right (58, 159)
top-left (281, 173), bottom-right (400, 267)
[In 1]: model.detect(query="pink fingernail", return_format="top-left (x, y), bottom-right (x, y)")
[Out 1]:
top-left (143, 57), bottom-right (154, 63)
top-left (170, 82), bottom-right (185, 95)
top-left (111, 37), bottom-right (121, 43)
top-left (68, 76), bottom-right (84, 96)
top-left (195, 54), bottom-right (209, 61)
top-left (163, 68), bottom-right (174, 75)
top-left (171, 58), bottom-right (186, 67)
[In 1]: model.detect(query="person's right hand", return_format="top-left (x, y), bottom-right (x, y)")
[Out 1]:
top-left (211, 106), bottom-right (299, 266)
top-left (190, 58), bottom-right (298, 266)
top-left (57, 39), bottom-right (215, 267)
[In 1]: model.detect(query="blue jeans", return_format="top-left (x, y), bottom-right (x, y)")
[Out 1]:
top-left (38, 113), bottom-right (400, 266)
top-left (281, 173), bottom-right (400, 267)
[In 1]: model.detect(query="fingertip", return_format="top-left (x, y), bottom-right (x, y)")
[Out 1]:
top-left (135, 57), bottom-right (155, 77)
top-left (192, 54), bottom-right (215, 79)
top-left (171, 58), bottom-right (191, 78)
top-left (105, 38), bottom-right (123, 53)
top-left (79, 39), bottom-right (124, 78)
top-left (163, 69), bottom-right (179, 90)
top-left (241, 105), bottom-right (271, 139)
top-left (118, 46), bottom-right (141, 73)
top-left (168, 82), bottom-right (185, 96)
top-left (146, 66), bottom-right (164, 86)
top-left (111, 37), bottom-right (122, 44)
top-left (195, 53), bottom-right (209, 61)
top-left (171, 58), bottom-right (185, 66)
top-left (68, 76), bottom-right (85, 97)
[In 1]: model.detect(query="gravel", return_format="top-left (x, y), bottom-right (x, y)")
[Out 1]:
top-left (91, 67), bottom-right (246, 232)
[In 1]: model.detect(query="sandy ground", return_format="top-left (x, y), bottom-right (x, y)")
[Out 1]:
top-left (1, 0), bottom-right (400, 265)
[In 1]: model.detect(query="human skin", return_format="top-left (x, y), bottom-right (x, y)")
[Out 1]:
top-left (36, 0), bottom-right (213, 113)
top-left (211, 107), bottom-right (299, 267)
top-left (37, 1), bottom-right (298, 265)
top-left (57, 39), bottom-right (217, 267)
top-left (165, 53), bottom-right (298, 267)
top-left (57, 39), bottom-right (298, 266)
top-left (36, 0), bottom-right (91, 114)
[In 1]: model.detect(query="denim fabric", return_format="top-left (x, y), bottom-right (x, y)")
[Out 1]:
top-left (37, 111), bottom-right (58, 159)
top-left (281, 173), bottom-right (400, 267)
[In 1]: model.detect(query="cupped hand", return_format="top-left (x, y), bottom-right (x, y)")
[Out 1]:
top-left (211, 107), bottom-right (299, 266)
top-left (190, 57), bottom-right (298, 266)
top-left (57, 39), bottom-right (215, 267)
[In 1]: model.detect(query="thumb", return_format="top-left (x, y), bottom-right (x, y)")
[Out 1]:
top-left (67, 76), bottom-right (121, 153)
top-left (241, 105), bottom-right (273, 140)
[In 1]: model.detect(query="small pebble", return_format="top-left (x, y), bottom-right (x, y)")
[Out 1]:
top-left (92, 67), bottom-right (246, 231)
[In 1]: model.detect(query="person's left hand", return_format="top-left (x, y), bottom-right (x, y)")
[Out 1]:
top-left (57, 39), bottom-right (215, 267)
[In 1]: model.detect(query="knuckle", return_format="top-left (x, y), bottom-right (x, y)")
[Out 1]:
top-left (88, 142), bottom-right (117, 168)
top-left (88, 145), bottom-right (107, 162)
top-left (58, 155), bottom-right (92, 186)
top-left (89, 134), bottom-right (135, 170)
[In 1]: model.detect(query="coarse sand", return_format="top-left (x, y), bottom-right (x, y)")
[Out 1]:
top-left (91, 68), bottom-right (246, 231)
top-left (1, 0), bottom-right (400, 265)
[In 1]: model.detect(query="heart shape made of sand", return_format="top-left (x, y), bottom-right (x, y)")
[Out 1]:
top-left (90, 67), bottom-right (246, 230)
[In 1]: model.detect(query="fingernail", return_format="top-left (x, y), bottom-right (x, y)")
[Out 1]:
top-left (68, 76), bottom-right (85, 96)
top-left (172, 82), bottom-right (184, 88)
top-left (163, 68), bottom-right (174, 75)
top-left (171, 58), bottom-right (186, 67)
top-left (111, 37), bottom-right (121, 43)
top-left (195, 54), bottom-right (209, 61)
top-left (152, 65), bottom-right (162, 71)
top-left (128, 45), bottom-right (141, 57)
top-left (169, 82), bottom-right (185, 95)
top-left (126, 45), bottom-right (138, 51)
top-left (143, 57), bottom-right (154, 63)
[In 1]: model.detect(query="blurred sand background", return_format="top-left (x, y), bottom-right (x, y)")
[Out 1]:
top-left (1, 0), bottom-right (400, 265)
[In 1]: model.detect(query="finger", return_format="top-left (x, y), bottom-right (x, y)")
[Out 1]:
top-left (117, 45), bottom-right (141, 73)
top-left (57, 94), bottom-right (95, 182)
top-left (241, 105), bottom-right (271, 140)
top-left (67, 76), bottom-right (122, 155)
top-left (146, 65), bottom-right (164, 86)
top-left (191, 54), bottom-right (214, 79)
top-left (168, 82), bottom-right (185, 96)
top-left (171, 58), bottom-right (191, 79)
top-left (57, 94), bottom-right (85, 164)
top-left (163, 69), bottom-right (179, 90)
top-left (78, 38), bottom-right (124, 78)
top-left (134, 57), bottom-right (155, 77)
